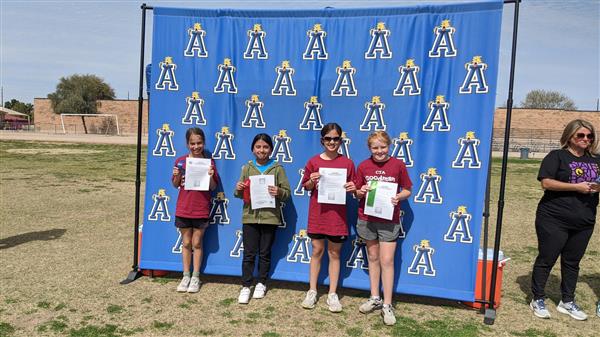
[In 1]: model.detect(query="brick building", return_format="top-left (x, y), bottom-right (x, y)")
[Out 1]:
top-left (33, 98), bottom-right (149, 135)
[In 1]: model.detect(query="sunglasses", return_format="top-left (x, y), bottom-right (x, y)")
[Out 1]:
top-left (322, 136), bottom-right (342, 143)
top-left (575, 133), bottom-right (594, 140)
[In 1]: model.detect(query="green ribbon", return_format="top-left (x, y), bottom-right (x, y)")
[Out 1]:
top-left (366, 180), bottom-right (378, 207)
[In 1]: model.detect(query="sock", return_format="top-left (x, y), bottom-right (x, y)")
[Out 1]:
top-left (192, 271), bottom-right (200, 278)
top-left (183, 271), bottom-right (191, 278)
top-left (372, 296), bottom-right (381, 301)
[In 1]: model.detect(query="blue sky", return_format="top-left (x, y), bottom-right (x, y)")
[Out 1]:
top-left (1, 0), bottom-right (598, 110)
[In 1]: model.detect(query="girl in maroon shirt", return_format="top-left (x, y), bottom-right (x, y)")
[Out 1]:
top-left (355, 131), bottom-right (412, 325)
top-left (171, 128), bottom-right (218, 293)
top-left (300, 123), bottom-right (356, 312)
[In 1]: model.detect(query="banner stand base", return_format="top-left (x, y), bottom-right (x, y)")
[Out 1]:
top-left (483, 308), bottom-right (496, 325)
top-left (120, 270), bottom-right (143, 285)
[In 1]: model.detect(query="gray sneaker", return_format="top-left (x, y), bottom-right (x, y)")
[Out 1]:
top-left (557, 300), bottom-right (587, 321)
top-left (326, 293), bottom-right (342, 313)
top-left (176, 276), bottom-right (191, 292)
top-left (302, 289), bottom-right (318, 309)
top-left (530, 299), bottom-right (551, 319)
top-left (359, 296), bottom-right (383, 313)
top-left (186, 276), bottom-right (200, 293)
top-left (381, 304), bottom-right (396, 326)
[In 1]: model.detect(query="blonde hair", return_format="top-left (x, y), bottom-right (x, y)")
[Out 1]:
top-left (367, 131), bottom-right (391, 147)
top-left (560, 119), bottom-right (599, 156)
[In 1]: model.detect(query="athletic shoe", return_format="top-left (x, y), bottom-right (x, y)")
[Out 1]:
top-left (359, 296), bottom-right (383, 313)
top-left (557, 301), bottom-right (587, 321)
top-left (176, 276), bottom-right (191, 292)
top-left (186, 277), bottom-right (201, 293)
top-left (381, 304), bottom-right (396, 326)
top-left (302, 289), bottom-right (318, 309)
top-left (596, 300), bottom-right (599, 318)
top-left (530, 299), bottom-right (551, 319)
top-left (238, 287), bottom-right (251, 304)
top-left (252, 283), bottom-right (266, 299)
top-left (326, 293), bottom-right (342, 313)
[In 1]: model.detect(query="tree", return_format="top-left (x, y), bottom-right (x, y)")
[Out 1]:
top-left (3, 99), bottom-right (34, 118)
top-left (4, 99), bottom-right (34, 114)
top-left (520, 89), bottom-right (577, 110)
top-left (47, 74), bottom-right (115, 133)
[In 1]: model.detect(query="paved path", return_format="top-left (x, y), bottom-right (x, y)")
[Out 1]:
top-left (0, 131), bottom-right (147, 145)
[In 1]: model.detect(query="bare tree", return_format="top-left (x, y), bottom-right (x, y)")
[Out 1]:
top-left (520, 89), bottom-right (577, 110)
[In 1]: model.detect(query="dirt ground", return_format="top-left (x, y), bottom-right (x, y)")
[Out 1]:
top-left (0, 137), bottom-right (598, 337)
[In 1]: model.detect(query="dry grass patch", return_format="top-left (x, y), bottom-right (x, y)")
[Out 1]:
top-left (0, 141), bottom-right (598, 337)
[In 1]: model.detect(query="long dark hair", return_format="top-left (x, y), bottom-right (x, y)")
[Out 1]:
top-left (251, 133), bottom-right (273, 151)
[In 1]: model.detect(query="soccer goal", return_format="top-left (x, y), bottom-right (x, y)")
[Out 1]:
top-left (60, 114), bottom-right (121, 135)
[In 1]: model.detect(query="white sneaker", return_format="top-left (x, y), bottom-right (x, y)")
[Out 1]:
top-left (381, 304), bottom-right (396, 325)
top-left (302, 289), bottom-right (318, 309)
top-left (252, 283), bottom-right (267, 299)
top-left (327, 293), bottom-right (342, 313)
top-left (238, 287), bottom-right (251, 304)
top-left (176, 276), bottom-right (191, 292)
top-left (557, 300), bottom-right (587, 321)
top-left (186, 277), bottom-right (200, 293)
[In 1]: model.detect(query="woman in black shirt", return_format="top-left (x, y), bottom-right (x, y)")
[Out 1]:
top-left (529, 119), bottom-right (599, 321)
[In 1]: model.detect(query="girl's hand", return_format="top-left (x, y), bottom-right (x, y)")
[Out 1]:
top-left (268, 185), bottom-right (279, 197)
top-left (208, 166), bottom-right (214, 176)
top-left (236, 181), bottom-right (247, 191)
top-left (356, 184), bottom-right (369, 198)
top-left (344, 181), bottom-right (357, 193)
top-left (309, 172), bottom-right (320, 183)
top-left (391, 193), bottom-right (401, 206)
top-left (172, 167), bottom-right (181, 176)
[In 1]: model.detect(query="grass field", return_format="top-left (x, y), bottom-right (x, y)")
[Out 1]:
top-left (0, 140), bottom-right (598, 337)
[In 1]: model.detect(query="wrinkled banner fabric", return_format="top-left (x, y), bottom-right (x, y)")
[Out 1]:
top-left (141, 0), bottom-right (502, 301)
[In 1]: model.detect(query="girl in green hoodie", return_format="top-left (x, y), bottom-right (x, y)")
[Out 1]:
top-left (234, 133), bottom-right (291, 304)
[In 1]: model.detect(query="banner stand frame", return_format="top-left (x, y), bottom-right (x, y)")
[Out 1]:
top-left (123, 1), bottom-right (521, 327)
top-left (483, 0), bottom-right (520, 325)
top-left (120, 3), bottom-right (151, 285)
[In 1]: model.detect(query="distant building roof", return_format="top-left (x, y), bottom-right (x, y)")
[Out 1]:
top-left (0, 106), bottom-right (29, 117)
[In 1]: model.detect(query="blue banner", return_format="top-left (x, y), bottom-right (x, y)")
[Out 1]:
top-left (141, 0), bottom-right (503, 302)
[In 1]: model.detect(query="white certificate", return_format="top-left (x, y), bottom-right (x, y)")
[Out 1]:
top-left (184, 157), bottom-right (211, 191)
top-left (364, 180), bottom-right (398, 220)
top-left (249, 175), bottom-right (275, 210)
top-left (317, 168), bottom-right (347, 205)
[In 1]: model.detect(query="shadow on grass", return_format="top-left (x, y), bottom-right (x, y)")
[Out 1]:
top-left (516, 272), bottom-right (561, 304)
top-left (0, 228), bottom-right (66, 250)
top-left (142, 272), bottom-right (469, 311)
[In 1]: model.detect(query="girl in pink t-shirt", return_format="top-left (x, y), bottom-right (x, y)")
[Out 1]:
top-left (300, 123), bottom-right (356, 312)
top-left (171, 127), bottom-right (218, 293)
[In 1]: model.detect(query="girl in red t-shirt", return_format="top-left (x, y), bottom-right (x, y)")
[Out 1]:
top-left (300, 123), bottom-right (356, 312)
top-left (355, 131), bottom-right (412, 325)
top-left (171, 127), bottom-right (219, 293)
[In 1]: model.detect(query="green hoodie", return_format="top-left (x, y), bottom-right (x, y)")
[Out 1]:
top-left (233, 160), bottom-right (291, 225)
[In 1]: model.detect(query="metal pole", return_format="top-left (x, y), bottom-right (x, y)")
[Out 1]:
top-left (484, 0), bottom-right (520, 325)
top-left (121, 3), bottom-right (151, 285)
top-left (478, 148), bottom-right (493, 313)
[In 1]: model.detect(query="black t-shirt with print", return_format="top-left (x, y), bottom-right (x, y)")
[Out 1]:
top-left (537, 149), bottom-right (600, 227)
